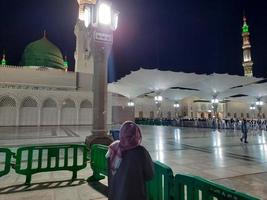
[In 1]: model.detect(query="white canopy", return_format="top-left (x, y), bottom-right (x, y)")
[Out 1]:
top-left (108, 68), bottom-right (264, 102)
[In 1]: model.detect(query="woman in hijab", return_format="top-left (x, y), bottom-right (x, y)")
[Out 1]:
top-left (106, 121), bottom-right (154, 200)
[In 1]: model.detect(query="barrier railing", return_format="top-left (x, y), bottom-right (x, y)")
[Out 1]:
top-left (0, 144), bottom-right (260, 199)
top-left (87, 144), bottom-right (108, 182)
top-left (174, 174), bottom-right (259, 200)
top-left (89, 144), bottom-right (259, 200)
top-left (146, 161), bottom-right (174, 200)
top-left (14, 144), bottom-right (88, 184)
top-left (0, 148), bottom-right (13, 177)
top-left (88, 145), bottom-right (174, 200)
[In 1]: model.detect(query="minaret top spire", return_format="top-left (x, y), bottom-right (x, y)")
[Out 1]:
top-left (242, 15), bottom-right (249, 33)
top-left (1, 52), bottom-right (6, 65)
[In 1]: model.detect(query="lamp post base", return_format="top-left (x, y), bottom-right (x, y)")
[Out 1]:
top-left (85, 134), bottom-right (113, 148)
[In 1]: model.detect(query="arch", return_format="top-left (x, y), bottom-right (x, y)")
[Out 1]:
top-left (43, 98), bottom-right (57, 108)
top-left (80, 100), bottom-right (92, 108)
top-left (0, 96), bottom-right (17, 126)
top-left (61, 98), bottom-right (76, 125)
top-left (0, 96), bottom-right (16, 107)
top-left (62, 99), bottom-right (75, 108)
top-left (20, 96), bottom-right (38, 125)
top-left (41, 98), bottom-right (58, 125)
top-left (21, 97), bottom-right (38, 107)
top-left (79, 100), bottom-right (93, 125)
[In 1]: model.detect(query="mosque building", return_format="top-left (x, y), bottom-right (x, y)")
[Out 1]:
top-left (0, 8), bottom-right (266, 127)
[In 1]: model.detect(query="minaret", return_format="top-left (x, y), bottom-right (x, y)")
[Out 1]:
top-left (74, 0), bottom-right (96, 74)
top-left (242, 15), bottom-right (253, 77)
top-left (64, 56), bottom-right (68, 71)
top-left (1, 53), bottom-right (6, 65)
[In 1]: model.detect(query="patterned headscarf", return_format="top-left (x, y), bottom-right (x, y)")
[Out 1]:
top-left (106, 121), bottom-right (142, 175)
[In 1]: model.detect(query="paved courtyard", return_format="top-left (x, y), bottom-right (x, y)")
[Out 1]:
top-left (0, 125), bottom-right (267, 199)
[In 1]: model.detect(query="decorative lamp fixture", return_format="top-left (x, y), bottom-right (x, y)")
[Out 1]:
top-left (98, 3), bottom-right (111, 25)
top-left (250, 105), bottom-right (256, 110)
top-left (127, 101), bottom-right (134, 107)
top-left (211, 98), bottom-right (219, 104)
top-left (256, 100), bottom-right (263, 106)
top-left (154, 95), bottom-right (163, 102)
top-left (173, 103), bottom-right (180, 108)
top-left (84, 8), bottom-right (91, 27)
top-left (81, 0), bottom-right (119, 30)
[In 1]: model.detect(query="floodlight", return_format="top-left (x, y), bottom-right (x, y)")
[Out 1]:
top-left (84, 8), bottom-right (90, 27)
top-left (127, 101), bottom-right (134, 107)
top-left (98, 3), bottom-right (111, 25)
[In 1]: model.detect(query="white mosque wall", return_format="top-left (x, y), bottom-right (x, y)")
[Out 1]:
top-left (0, 66), bottom-right (94, 92)
top-left (76, 72), bottom-right (93, 91)
top-left (226, 101), bottom-right (250, 118)
top-left (0, 66), bottom-right (77, 89)
top-left (108, 94), bottom-right (134, 124)
top-left (134, 97), bottom-right (176, 119)
top-left (0, 88), bottom-right (93, 126)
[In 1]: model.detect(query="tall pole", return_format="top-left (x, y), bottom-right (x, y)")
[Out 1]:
top-left (79, 0), bottom-right (119, 146)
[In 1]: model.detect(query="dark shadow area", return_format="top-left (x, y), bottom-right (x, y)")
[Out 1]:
top-left (0, 178), bottom-right (86, 194)
top-left (88, 181), bottom-right (108, 197)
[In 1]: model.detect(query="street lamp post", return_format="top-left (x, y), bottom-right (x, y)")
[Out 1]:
top-left (154, 95), bottom-right (163, 119)
top-left (255, 98), bottom-right (264, 118)
top-left (82, 0), bottom-right (119, 146)
top-left (173, 102), bottom-right (180, 119)
top-left (250, 104), bottom-right (256, 119)
top-left (211, 97), bottom-right (219, 118)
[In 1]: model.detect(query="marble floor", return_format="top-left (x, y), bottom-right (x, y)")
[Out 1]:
top-left (0, 125), bottom-right (267, 199)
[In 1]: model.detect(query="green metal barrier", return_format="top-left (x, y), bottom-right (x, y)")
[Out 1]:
top-left (146, 161), bottom-right (174, 200)
top-left (174, 174), bottom-right (259, 200)
top-left (87, 144), bottom-right (108, 182)
top-left (0, 148), bottom-right (13, 177)
top-left (88, 145), bottom-right (174, 200)
top-left (14, 144), bottom-right (88, 185)
top-left (87, 144), bottom-right (259, 200)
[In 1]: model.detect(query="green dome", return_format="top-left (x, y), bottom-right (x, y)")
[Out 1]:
top-left (21, 36), bottom-right (65, 70)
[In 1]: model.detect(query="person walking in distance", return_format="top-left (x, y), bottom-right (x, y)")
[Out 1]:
top-left (106, 121), bottom-right (154, 200)
top-left (240, 118), bottom-right (248, 143)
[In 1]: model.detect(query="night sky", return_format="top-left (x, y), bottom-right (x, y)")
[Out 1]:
top-left (1, 0), bottom-right (267, 82)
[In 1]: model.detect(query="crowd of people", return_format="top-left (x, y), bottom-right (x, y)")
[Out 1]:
top-left (180, 118), bottom-right (267, 131)
top-left (135, 117), bottom-right (267, 131)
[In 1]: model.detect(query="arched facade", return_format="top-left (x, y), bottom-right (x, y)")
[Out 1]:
top-left (0, 96), bottom-right (17, 126)
top-left (41, 98), bottom-right (58, 125)
top-left (0, 90), bottom-right (93, 127)
top-left (61, 99), bottom-right (77, 125)
top-left (19, 97), bottom-right (38, 126)
top-left (79, 100), bottom-right (93, 125)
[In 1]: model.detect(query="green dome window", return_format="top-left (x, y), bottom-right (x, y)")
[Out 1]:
top-left (21, 35), bottom-right (65, 70)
